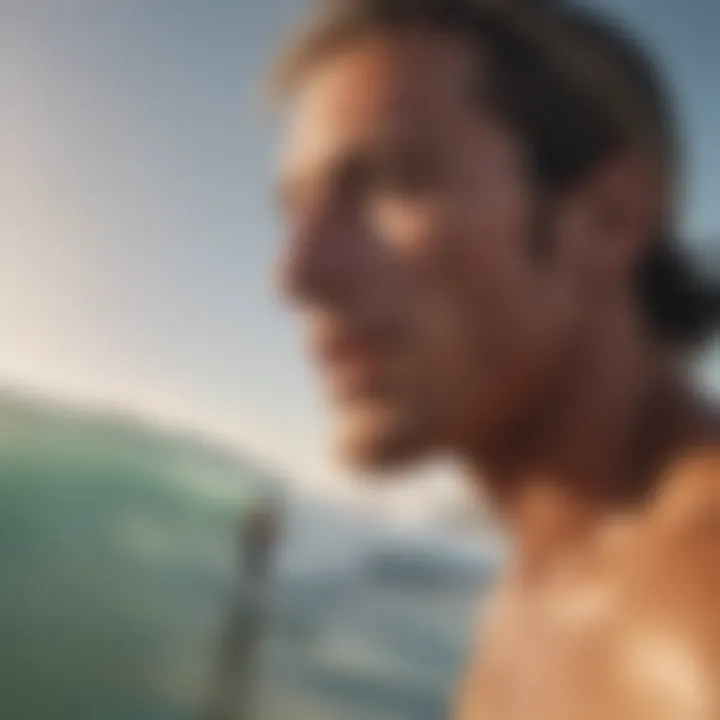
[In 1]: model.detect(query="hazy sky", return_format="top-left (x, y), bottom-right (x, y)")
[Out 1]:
top-left (1, 0), bottom-right (718, 517)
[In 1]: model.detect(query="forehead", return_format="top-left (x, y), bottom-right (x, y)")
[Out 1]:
top-left (280, 31), bottom-right (491, 177)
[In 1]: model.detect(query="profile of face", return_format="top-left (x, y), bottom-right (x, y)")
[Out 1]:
top-left (276, 31), bottom-right (656, 471)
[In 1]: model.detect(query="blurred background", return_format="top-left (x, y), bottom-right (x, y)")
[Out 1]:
top-left (0, 1), bottom-right (718, 718)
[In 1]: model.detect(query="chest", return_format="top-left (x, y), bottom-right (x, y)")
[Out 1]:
top-left (458, 578), bottom-right (711, 720)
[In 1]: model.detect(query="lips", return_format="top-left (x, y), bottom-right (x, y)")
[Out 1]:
top-left (312, 328), bottom-right (387, 398)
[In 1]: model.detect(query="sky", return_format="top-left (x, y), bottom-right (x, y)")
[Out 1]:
top-left (0, 0), bottom-right (719, 521)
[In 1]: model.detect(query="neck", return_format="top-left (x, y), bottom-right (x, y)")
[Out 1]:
top-left (465, 318), bottom-right (712, 572)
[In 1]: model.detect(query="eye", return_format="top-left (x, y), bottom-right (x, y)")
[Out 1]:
top-left (370, 152), bottom-right (431, 198)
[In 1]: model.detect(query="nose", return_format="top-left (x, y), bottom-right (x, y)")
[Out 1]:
top-left (275, 205), bottom-right (359, 306)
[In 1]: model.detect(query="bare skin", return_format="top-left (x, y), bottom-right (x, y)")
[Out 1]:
top-left (275, 30), bottom-right (720, 720)
top-left (457, 398), bottom-right (720, 720)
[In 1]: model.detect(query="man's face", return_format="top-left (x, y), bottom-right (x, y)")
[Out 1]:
top-left (276, 33), bottom-right (591, 470)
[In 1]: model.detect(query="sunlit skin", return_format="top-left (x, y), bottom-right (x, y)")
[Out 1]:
top-left (275, 31), bottom-right (720, 720)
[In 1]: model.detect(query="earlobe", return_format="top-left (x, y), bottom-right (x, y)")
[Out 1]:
top-left (551, 188), bottom-right (603, 286)
top-left (577, 152), bottom-right (664, 285)
top-left (600, 153), bottom-right (663, 253)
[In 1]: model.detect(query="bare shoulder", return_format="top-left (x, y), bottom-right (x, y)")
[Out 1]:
top-left (455, 450), bottom-right (720, 720)
top-left (632, 448), bottom-right (720, 656)
top-left (454, 573), bottom-right (520, 719)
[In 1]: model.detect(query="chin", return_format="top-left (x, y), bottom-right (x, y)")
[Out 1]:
top-left (333, 402), bottom-right (435, 472)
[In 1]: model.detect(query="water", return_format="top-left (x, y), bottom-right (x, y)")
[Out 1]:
top-left (0, 391), bottom-right (496, 719)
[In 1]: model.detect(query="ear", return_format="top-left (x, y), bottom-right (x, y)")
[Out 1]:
top-left (552, 150), bottom-right (667, 301)
top-left (577, 150), bottom-right (666, 282)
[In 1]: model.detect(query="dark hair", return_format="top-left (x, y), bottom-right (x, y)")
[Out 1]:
top-left (274, 0), bottom-right (718, 346)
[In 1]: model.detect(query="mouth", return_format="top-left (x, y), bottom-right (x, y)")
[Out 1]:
top-left (312, 328), bottom-right (389, 400)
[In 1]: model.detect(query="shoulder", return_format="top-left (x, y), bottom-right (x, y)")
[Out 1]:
top-left (453, 573), bottom-right (522, 719)
top-left (632, 448), bottom-right (720, 655)
top-left (646, 447), bottom-right (720, 575)
top-left (600, 454), bottom-right (720, 719)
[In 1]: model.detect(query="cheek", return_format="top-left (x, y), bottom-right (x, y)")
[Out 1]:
top-left (423, 216), bottom-right (532, 371)
top-left (380, 222), bottom-right (494, 422)
top-left (414, 222), bottom-right (564, 428)
top-left (360, 214), bottom-right (473, 424)
top-left (372, 195), bottom-right (546, 388)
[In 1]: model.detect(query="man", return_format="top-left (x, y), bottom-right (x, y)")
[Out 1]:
top-left (272, 1), bottom-right (720, 717)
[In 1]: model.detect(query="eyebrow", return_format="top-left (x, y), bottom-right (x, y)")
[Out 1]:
top-left (275, 145), bottom-right (366, 214)
top-left (277, 132), bottom-right (437, 214)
